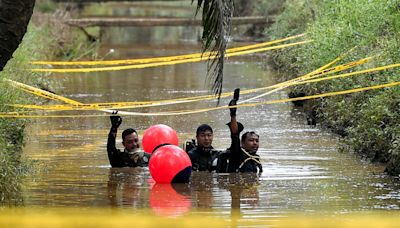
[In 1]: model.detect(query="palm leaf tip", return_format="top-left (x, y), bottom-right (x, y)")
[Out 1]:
top-left (194, 0), bottom-right (234, 102)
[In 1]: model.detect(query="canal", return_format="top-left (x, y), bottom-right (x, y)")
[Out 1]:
top-left (22, 1), bottom-right (400, 221)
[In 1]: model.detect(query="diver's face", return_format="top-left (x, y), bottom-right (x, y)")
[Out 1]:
top-left (122, 132), bottom-right (139, 152)
top-left (242, 134), bottom-right (259, 153)
top-left (196, 130), bottom-right (213, 148)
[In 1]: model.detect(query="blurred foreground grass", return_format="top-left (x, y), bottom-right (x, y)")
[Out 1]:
top-left (0, 208), bottom-right (399, 227)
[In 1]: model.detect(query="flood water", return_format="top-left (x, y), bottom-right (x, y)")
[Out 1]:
top-left (23, 1), bottom-right (400, 221)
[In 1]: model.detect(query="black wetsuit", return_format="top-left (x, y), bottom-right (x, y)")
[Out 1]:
top-left (227, 123), bottom-right (262, 173)
top-left (188, 146), bottom-right (220, 172)
top-left (107, 129), bottom-right (149, 168)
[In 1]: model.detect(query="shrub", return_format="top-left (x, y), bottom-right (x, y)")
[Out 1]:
top-left (267, 0), bottom-right (400, 174)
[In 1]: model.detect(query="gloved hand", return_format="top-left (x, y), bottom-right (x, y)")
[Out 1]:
top-left (229, 88), bottom-right (240, 117)
top-left (110, 115), bottom-right (122, 129)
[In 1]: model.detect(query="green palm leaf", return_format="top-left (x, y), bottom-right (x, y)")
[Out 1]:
top-left (193, 0), bottom-right (234, 101)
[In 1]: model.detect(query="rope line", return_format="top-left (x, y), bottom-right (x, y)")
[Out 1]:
top-left (12, 57), bottom-right (388, 111)
top-left (2, 81), bottom-right (398, 118)
top-left (31, 34), bottom-right (306, 66)
top-left (31, 40), bottom-right (313, 73)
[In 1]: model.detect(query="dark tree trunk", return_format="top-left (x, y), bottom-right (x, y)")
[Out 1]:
top-left (0, 0), bottom-right (36, 71)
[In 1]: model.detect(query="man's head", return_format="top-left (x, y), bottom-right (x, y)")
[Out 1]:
top-left (241, 131), bottom-right (259, 154)
top-left (122, 128), bottom-right (139, 152)
top-left (196, 124), bottom-right (213, 148)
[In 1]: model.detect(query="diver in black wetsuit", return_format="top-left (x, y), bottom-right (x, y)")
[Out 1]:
top-left (226, 89), bottom-right (262, 173)
top-left (107, 115), bottom-right (150, 167)
top-left (187, 124), bottom-right (221, 172)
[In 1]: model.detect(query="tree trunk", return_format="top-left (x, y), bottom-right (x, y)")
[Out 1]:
top-left (0, 0), bottom-right (36, 71)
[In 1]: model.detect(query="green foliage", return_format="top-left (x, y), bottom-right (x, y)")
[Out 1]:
top-left (268, 0), bottom-right (400, 174)
top-left (267, 0), bottom-right (318, 39)
top-left (35, 0), bottom-right (57, 13)
top-left (0, 24), bottom-right (48, 205)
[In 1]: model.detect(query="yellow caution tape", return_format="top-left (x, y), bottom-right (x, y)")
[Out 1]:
top-left (7, 47), bottom-right (376, 113)
top-left (6, 79), bottom-right (232, 108)
top-left (239, 54), bottom-right (372, 103)
top-left (2, 81), bottom-right (398, 118)
top-left (7, 55), bottom-right (374, 111)
top-left (6, 79), bottom-right (83, 105)
top-left (22, 44), bottom-right (360, 110)
top-left (139, 81), bottom-right (400, 116)
top-left (31, 40), bottom-right (313, 73)
top-left (299, 62), bottom-right (400, 85)
top-left (9, 99), bottom-right (206, 111)
top-left (13, 57), bottom-right (382, 111)
top-left (31, 34), bottom-right (305, 66)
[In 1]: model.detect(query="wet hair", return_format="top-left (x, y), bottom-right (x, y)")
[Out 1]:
top-left (196, 124), bottom-right (213, 136)
top-left (241, 131), bottom-right (259, 143)
top-left (122, 128), bottom-right (137, 141)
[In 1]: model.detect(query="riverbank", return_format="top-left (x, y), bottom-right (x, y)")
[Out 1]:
top-left (265, 0), bottom-right (400, 175)
top-left (0, 3), bottom-right (98, 205)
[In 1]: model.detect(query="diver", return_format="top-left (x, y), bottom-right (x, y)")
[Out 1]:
top-left (185, 89), bottom-right (243, 172)
top-left (226, 89), bottom-right (263, 173)
top-left (107, 115), bottom-right (150, 167)
top-left (186, 124), bottom-right (221, 172)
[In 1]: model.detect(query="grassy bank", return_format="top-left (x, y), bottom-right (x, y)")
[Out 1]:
top-left (0, 2), bottom-right (98, 205)
top-left (0, 22), bottom-right (54, 205)
top-left (266, 0), bottom-right (400, 175)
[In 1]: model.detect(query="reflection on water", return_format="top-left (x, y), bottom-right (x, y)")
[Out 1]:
top-left (107, 168), bottom-right (149, 207)
top-left (149, 183), bottom-right (192, 217)
top-left (22, 1), bottom-right (400, 221)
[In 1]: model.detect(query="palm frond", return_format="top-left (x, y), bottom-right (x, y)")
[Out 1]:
top-left (193, 0), bottom-right (234, 102)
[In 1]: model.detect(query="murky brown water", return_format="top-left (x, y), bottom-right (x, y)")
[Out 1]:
top-left (23, 1), bottom-right (400, 220)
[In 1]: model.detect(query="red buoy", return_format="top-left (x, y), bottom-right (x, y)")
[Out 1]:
top-left (149, 145), bottom-right (192, 183)
top-left (142, 124), bottom-right (179, 153)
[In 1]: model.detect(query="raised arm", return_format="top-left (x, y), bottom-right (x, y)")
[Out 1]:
top-left (229, 88), bottom-right (240, 135)
top-left (107, 115), bottom-right (122, 166)
top-left (227, 88), bottom-right (244, 172)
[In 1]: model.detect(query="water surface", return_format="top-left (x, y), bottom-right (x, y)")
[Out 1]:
top-left (23, 1), bottom-right (400, 220)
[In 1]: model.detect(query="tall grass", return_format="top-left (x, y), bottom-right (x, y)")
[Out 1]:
top-left (0, 23), bottom-right (49, 205)
top-left (267, 0), bottom-right (400, 174)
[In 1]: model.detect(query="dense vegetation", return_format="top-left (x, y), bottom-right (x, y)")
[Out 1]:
top-left (0, 23), bottom-right (50, 205)
top-left (266, 0), bottom-right (400, 175)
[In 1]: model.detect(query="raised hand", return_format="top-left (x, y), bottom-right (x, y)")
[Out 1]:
top-left (110, 115), bottom-right (122, 129)
top-left (229, 88), bottom-right (240, 117)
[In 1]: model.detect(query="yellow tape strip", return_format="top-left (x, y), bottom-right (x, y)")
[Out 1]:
top-left (31, 34), bottom-right (305, 66)
top-left (6, 79), bottom-right (83, 105)
top-left (239, 50), bottom-right (369, 103)
top-left (2, 82), bottom-right (398, 118)
top-left (13, 57), bottom-right (381, 111)
top-left (6, 79), bottom-right (232, 108)
top-left (9, 57), bottom-right (371, 111)
top-left (29, 47), bottom-right (364, 109)
top-left (142, 81), bottom-right (400, 116)
top-left (299, 62), bottom-right (400, 85)
top-left (31, 40), bottom-right (313, 73)
top-left (9, 99), bottom-right (204, 111)
top-left (9, 49), bottom-right (373, 113)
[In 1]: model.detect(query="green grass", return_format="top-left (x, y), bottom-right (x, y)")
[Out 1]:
top-left (267, 0), bottom-right (400, 174)
top-left (0, 23), bottom-right (46, 205)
